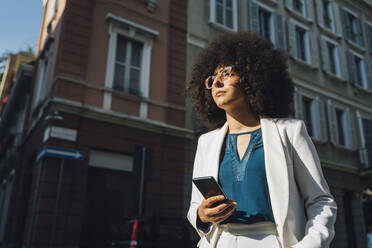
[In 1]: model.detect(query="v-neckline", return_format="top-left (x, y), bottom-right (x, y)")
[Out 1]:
top-left (228, 129), bottom-right (260, 162)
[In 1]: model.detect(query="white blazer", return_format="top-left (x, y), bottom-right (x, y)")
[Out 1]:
top-left (187, 117), bottom-right (337, 248)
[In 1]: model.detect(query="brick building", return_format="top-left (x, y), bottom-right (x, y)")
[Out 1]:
top-left (0, 0), bottom-right (191, 247)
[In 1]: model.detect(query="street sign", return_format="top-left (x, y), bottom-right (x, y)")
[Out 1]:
top-left (37, 146), bottom-right (84, 161)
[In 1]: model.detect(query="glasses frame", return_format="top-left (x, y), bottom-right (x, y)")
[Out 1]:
top-left (204, 66), bottom-right (235, 90)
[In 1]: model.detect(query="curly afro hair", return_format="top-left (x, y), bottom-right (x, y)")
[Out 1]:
top-left (186, 32), bottom-right (294, 130)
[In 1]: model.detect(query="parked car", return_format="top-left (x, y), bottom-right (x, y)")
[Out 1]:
top-left (110, 216), bottom-right (199, 248)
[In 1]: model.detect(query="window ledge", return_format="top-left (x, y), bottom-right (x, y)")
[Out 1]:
top-left (285, 7), bottom-right (313, 25)
top-left (208, 21), bottom-right (237, 33)
top-left (332, 143), bottom-right (356, 152)
top-left (318, 25), bottom-right (342, 41)
top-left (346, 40), bottom-right (366, 54)
top-left (353, 84), bottom-right (372, 94)
top-left (323, 70), bottom-right (346, 83)
top-left (290, 56), bottom-right (318, 71)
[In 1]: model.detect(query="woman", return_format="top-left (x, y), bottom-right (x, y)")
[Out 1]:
top-left (186, 32), bottom-right (337, 248)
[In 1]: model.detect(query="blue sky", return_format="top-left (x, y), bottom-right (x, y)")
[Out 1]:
top-left (0, 1), bottom-right (43, 56)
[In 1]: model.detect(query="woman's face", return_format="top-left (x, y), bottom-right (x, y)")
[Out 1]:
top-left (207, 66), bottom-right (246, 111)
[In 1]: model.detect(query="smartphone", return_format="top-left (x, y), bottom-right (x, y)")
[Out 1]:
top-left (192, 176), bottom-right (228, 201)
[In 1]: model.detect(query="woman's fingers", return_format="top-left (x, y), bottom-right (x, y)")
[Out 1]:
top-left (198, 196), bottom-right (237, 224)
top-left (204, 195), bottom-right (226, 207)
top-left (212, 202), bottom-right (237, 223)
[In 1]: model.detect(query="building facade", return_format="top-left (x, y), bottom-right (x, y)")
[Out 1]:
top-left (185, 0), bottom-right (372, 248)
top-left (0, 0), bottom-right (192, 247)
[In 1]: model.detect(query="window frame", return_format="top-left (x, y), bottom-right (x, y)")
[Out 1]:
top-left (294, 89), bottom-right (327, 142)
top-left (347, 49), bottom-right (369, 90)
top-left (256, 1), bottom-right (275, 44)
top-left (290, 19), bottom-right (312, 64)
top-left (320, 35), bottom-right (341, 78)
top-left (209, 0), bottom-right (238, 32)
top-left (356, 111), bottom-right (372, 168)
top-left (327, 100), bottom-right (354, 149)
top-left (105, 14), bottom-right (158, 118)
top-left (341, 7), bottom-right (364, 48)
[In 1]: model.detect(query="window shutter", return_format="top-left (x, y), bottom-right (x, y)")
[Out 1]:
top-left (309, 31), bottom-right (318, 67)
top-left (294, 89), bottom-right (303, 120)
top-left (320, 37), bottom-right (329, 72)
top-left (365, 23), bottom-right (372, 54)
top-left (340, 8), bottom-right (350, 41)
top-left (312, 97), bottom-right (321, 140)
top-left (275, 13), bottom-right (286, 50)
top-left (305, 0), bottom-right (314, 21)
top-left (316, 96), bottom-right (327, 141)
top-left (315, 0), bottom-right (324, 28)
top-left (356, 111), bottom-right (367, 166)
top-left (364, 118), bottom-right (372, 167)
top-left (249, 0), bottom-right (259, 33)
top-left (345, 108), bottom-right (355, 149)
top-left (367, 60), bottom-right (372, 91)
top-left (346, 50), bottom-right (356, 85)
top-left (288, 20), bottom-right (296, 57)
top-left (327, 100), bottom-right (337, 144)
top-left (356, 18), bottom-right (364, 47)
top-left (332, 2), bottom-right (341, 36)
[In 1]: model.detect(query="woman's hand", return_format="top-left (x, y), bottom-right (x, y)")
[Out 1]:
top-left (197, 195), bottom-right (237, 224)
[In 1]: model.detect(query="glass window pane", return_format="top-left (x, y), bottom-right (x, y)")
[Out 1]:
top-left (226, 9), bottom-right (233, 28)
top-left (129, 68), bottom-right (140, 94)
top-left (116, 35), bottom-right (127, 63)
top-left (114, 64), bottom-right (125, 90)
top-left (226, 0), bottom-right (232, 8)
top-left (131, 41), bottom-right (143, 67)
top-left (336, 109), bottom-right (345, 146)
top-left (216, 4), bottom-right (223, 24)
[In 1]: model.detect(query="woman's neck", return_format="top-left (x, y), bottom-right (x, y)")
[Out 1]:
top-left (225, 104), bottom-right (260, 133)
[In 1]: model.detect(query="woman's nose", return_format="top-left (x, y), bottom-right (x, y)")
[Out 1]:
top-left (214, 77), bottom-right (224, 88)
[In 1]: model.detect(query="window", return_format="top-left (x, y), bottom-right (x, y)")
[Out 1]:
top-left (113, 35), bottom-right (143, 95)
top-left (365, 23), bottom-right (372, 54)
top-left (249, 1), bottom-right (285, 49)
top-left (357, 112), bottom-right (372, 168)
top-left (294, 91), bottom-right (327, 141)
top-left (327, 100), bottom-right (354, 148)
top-left (259, 8), bottom-right (271, 41)
top-left (322, 0), bottom-right (333, 29)
top-left (341, 8), bottom-right (364, 47)
top-left (346, 51), bottom-right (371, 90)
top-left (105, 14), bottom-right (158, 117)
top-left (296, 26), bottom-right (307, 61)
top-left (335, 108), bottom-right (346, 146)
top-left (327, 43), bottom-right (336, 74)
top-left (302, 96), bottom-right (314, 137)
top-left (320, 36), bottom-right (340, 77)
top-left (293, 0), bottom-right (304, 15)
top-left (33, 38), bottom-right (53, 109)
top-left (210, 0), bottom-right (238, 31)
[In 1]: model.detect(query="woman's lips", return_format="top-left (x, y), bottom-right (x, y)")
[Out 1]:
top-left (215, 90), bottom-right (226, 97)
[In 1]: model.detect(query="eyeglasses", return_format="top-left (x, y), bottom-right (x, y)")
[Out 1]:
top-left (204, 66), bottom-right (235, 89)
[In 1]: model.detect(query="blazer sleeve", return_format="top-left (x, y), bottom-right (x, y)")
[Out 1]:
top-left (291, 120), bottom-right (337, 248)
top-left (187, 135), bottom-right (215, 238)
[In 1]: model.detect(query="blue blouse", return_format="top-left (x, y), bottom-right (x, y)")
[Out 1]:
top-left (218, 128), bottom-right (275, 224)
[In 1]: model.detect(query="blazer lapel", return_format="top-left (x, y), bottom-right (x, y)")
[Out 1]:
top-left (261, 118), bottom-right (289, 231)
top-left (208, 122), bottom-right (228, 180)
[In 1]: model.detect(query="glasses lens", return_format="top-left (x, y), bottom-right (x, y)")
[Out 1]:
top-left (205, 76), bottom-right (214, 89)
